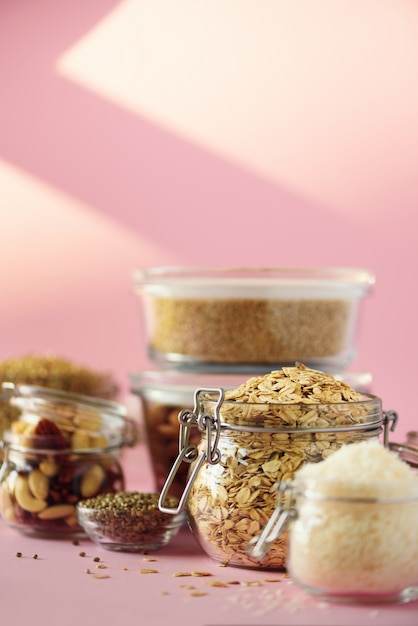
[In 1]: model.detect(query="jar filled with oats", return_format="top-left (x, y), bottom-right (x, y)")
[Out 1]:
top-left (0, 383), bottom-right (138, 537)
top-left (158, 364), bottom-right (397, 570)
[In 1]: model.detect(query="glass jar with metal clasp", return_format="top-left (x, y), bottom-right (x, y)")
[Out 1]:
top-left (158, 386), bottom-right (398, 570)
top-left (248, 444), bottom-right (418, 604)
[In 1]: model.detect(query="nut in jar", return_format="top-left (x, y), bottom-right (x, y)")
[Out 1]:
top-left (0, 383), bottom-right (138, 537)
top-left (158, 364), bottom-right (398, 570)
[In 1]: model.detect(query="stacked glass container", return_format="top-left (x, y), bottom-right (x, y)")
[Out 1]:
top-left (131, 267), bottom-right (375, 499)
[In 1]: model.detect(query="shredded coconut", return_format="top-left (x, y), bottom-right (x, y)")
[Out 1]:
top-left (294, 439), bottom-right (418, 498)
top-left (289, 441), bottom-right (418, 598)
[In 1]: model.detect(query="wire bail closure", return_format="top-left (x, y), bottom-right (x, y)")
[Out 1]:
top-left (382, 410), bottom-right (398, 446)
top-left (158, 387), bottom-right (224, 515)
top-left (247, 482), bottom-right (296, 560)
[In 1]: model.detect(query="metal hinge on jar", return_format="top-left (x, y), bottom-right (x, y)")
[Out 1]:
top-left (158, 387), bottom-right (224, 515)
top-left (382, 410), bottom-right (398, 446)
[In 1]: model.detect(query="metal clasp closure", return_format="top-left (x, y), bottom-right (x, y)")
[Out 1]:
top-left (158, 387), bottom-right (224, 515)
top-left (383, 410), bottom-right (398, 447)
top-left (247, 482), bottom-right (296, 560)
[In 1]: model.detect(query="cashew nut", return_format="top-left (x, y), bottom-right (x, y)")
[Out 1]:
top-left (39, 460), bottom-right (60, 477)
top-left (28, 469), bottom-right (49, 500)
top-left (89, 435), bottom-right (108, 449)
top-left (74, 414), bottom-right (102, 431)
top-left (14, 475), bottom-right (48, 513)
top-left (80, 464), bottom-right (106, 498)
top-left (18, 423), bottom-right (38, 447)
top-left (71, 431), bottom-right (91, 450)
top-left (37, 504), bottom-right (75, 520)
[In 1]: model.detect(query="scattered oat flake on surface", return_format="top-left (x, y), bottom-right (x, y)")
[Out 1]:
top-left (192, 571), bottom-right (212, 577)
top-left (173, 571), bottom-right (192, 577)
top-left (206, 581), bottom-right (228, 587)
top-left (264, 577), bottom-right (281, 582)
top-left (140, 568), bottom-right (158, 574)
top-left (246, 581), bottom-right (262, 586)
top-left (189, 590), bottom-right (207, 597)
top-left (143, 557), bottom-right (156, 561)
top-left (226, 580), bottom-right (241, 585)
top-left (92, 574), bottom-right (110, 579)
top-left (180, 584), bottom-right (196, 589)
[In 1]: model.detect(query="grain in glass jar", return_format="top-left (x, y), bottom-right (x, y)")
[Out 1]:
top-left (159, 364), bottom-right (397, 569)
top-left (0, 383), bottom-right (138, 537)
top-left (133, 266), bottom-right (375, 372)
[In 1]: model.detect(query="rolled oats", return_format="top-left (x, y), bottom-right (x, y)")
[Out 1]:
top-left (186, 364), bottom-right (382, 570)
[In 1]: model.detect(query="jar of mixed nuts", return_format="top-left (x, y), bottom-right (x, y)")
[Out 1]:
top-left (0, 383), bottom-right (138, 537)
top-left (158, 364), bottom-right (397, 570)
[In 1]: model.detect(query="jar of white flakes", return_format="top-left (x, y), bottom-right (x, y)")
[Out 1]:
top-left (158, 364), bottom-right (398, 570)
top-left (250, 440), bottom-right (418, 603)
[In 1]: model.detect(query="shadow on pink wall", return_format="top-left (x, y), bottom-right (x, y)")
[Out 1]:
top-left (1, 0), bottom-right (381, 264)
top-left (0, 1), bottom-right (416, 438)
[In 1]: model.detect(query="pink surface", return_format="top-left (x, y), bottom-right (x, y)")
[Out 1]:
top-left (0, 0), bottom-right (417, 443)
top-left (1, 444), bottom-right (418, 626)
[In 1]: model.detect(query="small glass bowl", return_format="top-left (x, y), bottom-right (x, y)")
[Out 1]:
top-left (77, 492), bottom-right (185, 552)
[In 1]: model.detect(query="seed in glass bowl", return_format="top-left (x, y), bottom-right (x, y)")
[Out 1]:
top-left (77, 491), bottom-right (184, 552)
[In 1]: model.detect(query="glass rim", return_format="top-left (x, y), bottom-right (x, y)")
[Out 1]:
top-left (133, 266), bottom-right (375, 300)
top-left (201, 391), bottom-right (382, 408)
top-left (134, 265), bottom-right (375, 285)
top-left (2, 436), bottom-right (123, 454)
top-left (2, 382), bottom-right (127, 417)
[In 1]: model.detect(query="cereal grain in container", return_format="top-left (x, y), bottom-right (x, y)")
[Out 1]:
top-left (133, 267), bottom-right (375, 372)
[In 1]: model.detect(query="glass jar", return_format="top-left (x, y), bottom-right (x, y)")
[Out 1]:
top-left (250, 469), bottom-right (418, 604)
top-left (130, 370), bottom-right (262, 498)
top-left (404, 431), bottom-right (418, 449)
top-left (158, 387), bottom-right (397, 569)
top-left (132, 370), bottom-right (372, 498)
top-left (0, 383), bottom-right (138, 537)
top-left (389, 441), bottom-right (418, 468)
top-left (133, 266), bottom-right (375, 372)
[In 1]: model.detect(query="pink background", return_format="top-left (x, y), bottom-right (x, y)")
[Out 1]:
top-left (1, 0), bottom-right (417, 439)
